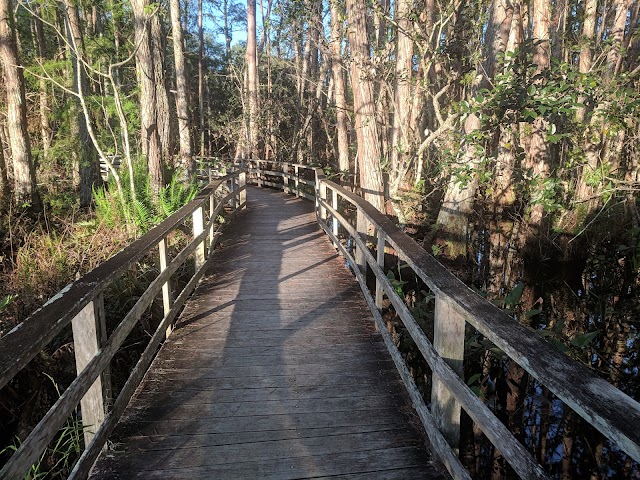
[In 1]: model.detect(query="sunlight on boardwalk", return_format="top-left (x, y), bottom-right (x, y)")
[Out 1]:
top-left (90, 186), bottom-right (443, 479)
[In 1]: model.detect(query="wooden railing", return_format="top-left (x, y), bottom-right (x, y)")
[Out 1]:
top-left (0, 171), bottom-right (246, 479)
top-left (253, 162), bottom-right (640, 480)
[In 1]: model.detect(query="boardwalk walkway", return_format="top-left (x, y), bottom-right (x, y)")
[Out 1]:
top-left (91, 186), bottom-right (442, 479)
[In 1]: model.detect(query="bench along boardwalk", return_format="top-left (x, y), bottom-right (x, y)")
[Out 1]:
top-left (89, 186), bottom-right (442, 479)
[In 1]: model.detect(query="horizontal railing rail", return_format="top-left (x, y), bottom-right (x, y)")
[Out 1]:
top-left (253, 162), bottom-right (640, 480)
top-left (0, 171), bottom-right (247, 479)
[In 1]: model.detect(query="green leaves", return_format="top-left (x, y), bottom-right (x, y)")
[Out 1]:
top-left (504, 282), bottom-right (524, 308)
top-left (570, 330), bottom-right (599, 348)
top-left (0, 294), bottom-right (15, 314)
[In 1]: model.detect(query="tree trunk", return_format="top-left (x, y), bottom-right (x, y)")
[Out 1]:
top-left (0, 127), bottom-right (9, 205)
top-left (0, 0), bottom-right (41, 210)
top-left (33, 10), bottom-right (51, 161)
top-left (151, 13), bottom-right (172, 161)
top-left (170, 0), bottom-right (194, 178)
top-left (305, 0), bottom-right (321, 164)
top-left (65, 0), bottom-right (101, 209)
top-left (198, 0), bottom-right (205, 158)
top-left (347, 0), bottom-right (384, 211)
top-left (437, 0), bottom-right (511, 257)
top-left (224, 0), bottom-right (231, 61)
top-left (329, 0), bottom-right (350, 173)
top-left (526, 0), bottom-right (551, 231)
top-left (388, 0), bottom-right (413, 222)
top-left (488, 0), bottom-right (522, 295)
top-left (246, 0), bottom-right (259, 158)
top-left (132, 0), bottom-right (164, 197)
top-left (606, 0), bottom-right (632, 77)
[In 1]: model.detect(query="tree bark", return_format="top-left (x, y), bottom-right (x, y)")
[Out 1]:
top-left (0, 126), bottom-right (9, 205)
top-left (246, 0), bottom-right (259, 158)
top-left (33, 10), bottom-right (51, 161)
top-left (65, 0), bottom-right (101, 208)
top-left (606, 0), bottom-right (632, 77)
top-left (151, 13), bottom-right (172, 160)
top-left (526, 0), bottom-right (551, 231)
top-left (329, 0), bottom-right (350, 173)
top-left (132, 0), bottom-right (164, 197)
top-left (198, 0), bottom-right (205, 157)
top-left (436, 0), bottom-right (511, 257)
top-left (170, 0), bottom-right (194, 178)
top-left (347, 0), bottom-right (384, 211)
top-left (0, 0), bottom-right (41, 210)
top-left (389, 0), bottom-right (413, 222)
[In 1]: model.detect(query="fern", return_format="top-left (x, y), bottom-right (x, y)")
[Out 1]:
top-left (93, 160), bottom-right (199, 234)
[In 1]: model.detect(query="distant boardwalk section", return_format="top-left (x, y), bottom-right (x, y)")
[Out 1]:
top-left (90, 186), bottom-right (441, 479)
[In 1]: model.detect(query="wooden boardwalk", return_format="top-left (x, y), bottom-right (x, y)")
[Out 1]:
top-left (91, 186), bottom-right (442, 479)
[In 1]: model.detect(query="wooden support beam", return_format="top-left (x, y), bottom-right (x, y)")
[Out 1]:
top-left (283, 164), bottom-right (290, 194)
top-left (355, 209), bottom-right (368, 276)
top-left (158, 237), bottom-right (173, 338)
top-left (71, 295), bottom-right (109, 447)
top-left (239, 171), bottom-right (247, 207)
top-left (294, 165), bottom-right (300, 197)
top-left (432, 293), bottom-right (465, 452)
top-left (375, 230), bottom-right (385, 309)
top-left (193, 206), bottom-right (206, 270)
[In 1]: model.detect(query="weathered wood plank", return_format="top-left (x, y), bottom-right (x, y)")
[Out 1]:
top-left (114, 407), bottom-right (411, 438)
top-left (93, 446), bottom-right (433, 480)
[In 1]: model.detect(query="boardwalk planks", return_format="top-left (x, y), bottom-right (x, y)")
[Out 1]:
top-left (90, 186), bottom-right (443, 479)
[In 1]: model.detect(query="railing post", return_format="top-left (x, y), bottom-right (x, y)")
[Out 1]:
top-left (294, 165), bottom-right (300, 197)
top-left (239, 171), bottom-right (247, 208)
top-left (319, 183), bottom-right (328, 223)
top-left (158, 237), bottom-right (173, 338)
top-left (230, 175), bottom-right (237, 210)
top-left (331, 189), bottom-right (339, 248)
top-left (283, 163), bottom-right (290, 194)
top-left (257, 160), bottom-right (263, 188)
top-left (71, 294), bottom-right (110, 448)
top-left (355, 209), bottom-right (369, 276)
top-left (193, 205), bottom-right (206, 270)
top-left (375, 230), bottom-right (385, 309)
top-left (431, 293), bottom-right (465, 452)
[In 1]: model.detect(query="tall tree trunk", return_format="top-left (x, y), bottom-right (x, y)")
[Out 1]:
top-left (65, 0), bottom-right (101, 208)
top-left (576, 0), bottom-right (597, 123)
top-left (0, 0), bottom-right (41, 210)
top-left (132, 0), bottom-right (164, 197)
top-left (436, 0), bottom-right (511, 257)
top-left (306, 0), bottom-right (320, 164)
top-left (347, 0), bottom-right (384, 211)
top-left (224, 0), bottom-right (231, 61)
top-left (329, 0), bottom-right (350, 173)
top-left (0, 127), bottom-right (9, 205)
top-left (198, 0), bottom-right (205, 158)
top-left (389, 0), bottom-right (414, 222)
top-left (170, 0), bottom-right (194, 178)
top-left (33, 10), bottom-right (51, 161)
top-left (488, 0), bottom-right (522, 295)
top-left (525, 0), bottom-right (551, 232)
top-left (607, 0), bottom-right (632, 78)
top-left (246, 0), bottom-right (259, 158)
top-left (151, 13), bottom-right (172, 161)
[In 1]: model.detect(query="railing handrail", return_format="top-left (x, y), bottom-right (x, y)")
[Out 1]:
top-left (251, 162), bottom-right (640, 479)
top-left (0, 171), bottom-right (247, 479)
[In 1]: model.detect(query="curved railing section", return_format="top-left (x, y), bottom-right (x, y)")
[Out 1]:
top-left (252, 162), bottom-right (640, 480)
top-left (0, 171), bottom-right (247, 479)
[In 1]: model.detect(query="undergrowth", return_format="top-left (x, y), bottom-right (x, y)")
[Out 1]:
top-left (0, 165), bottom-right (200, 475)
